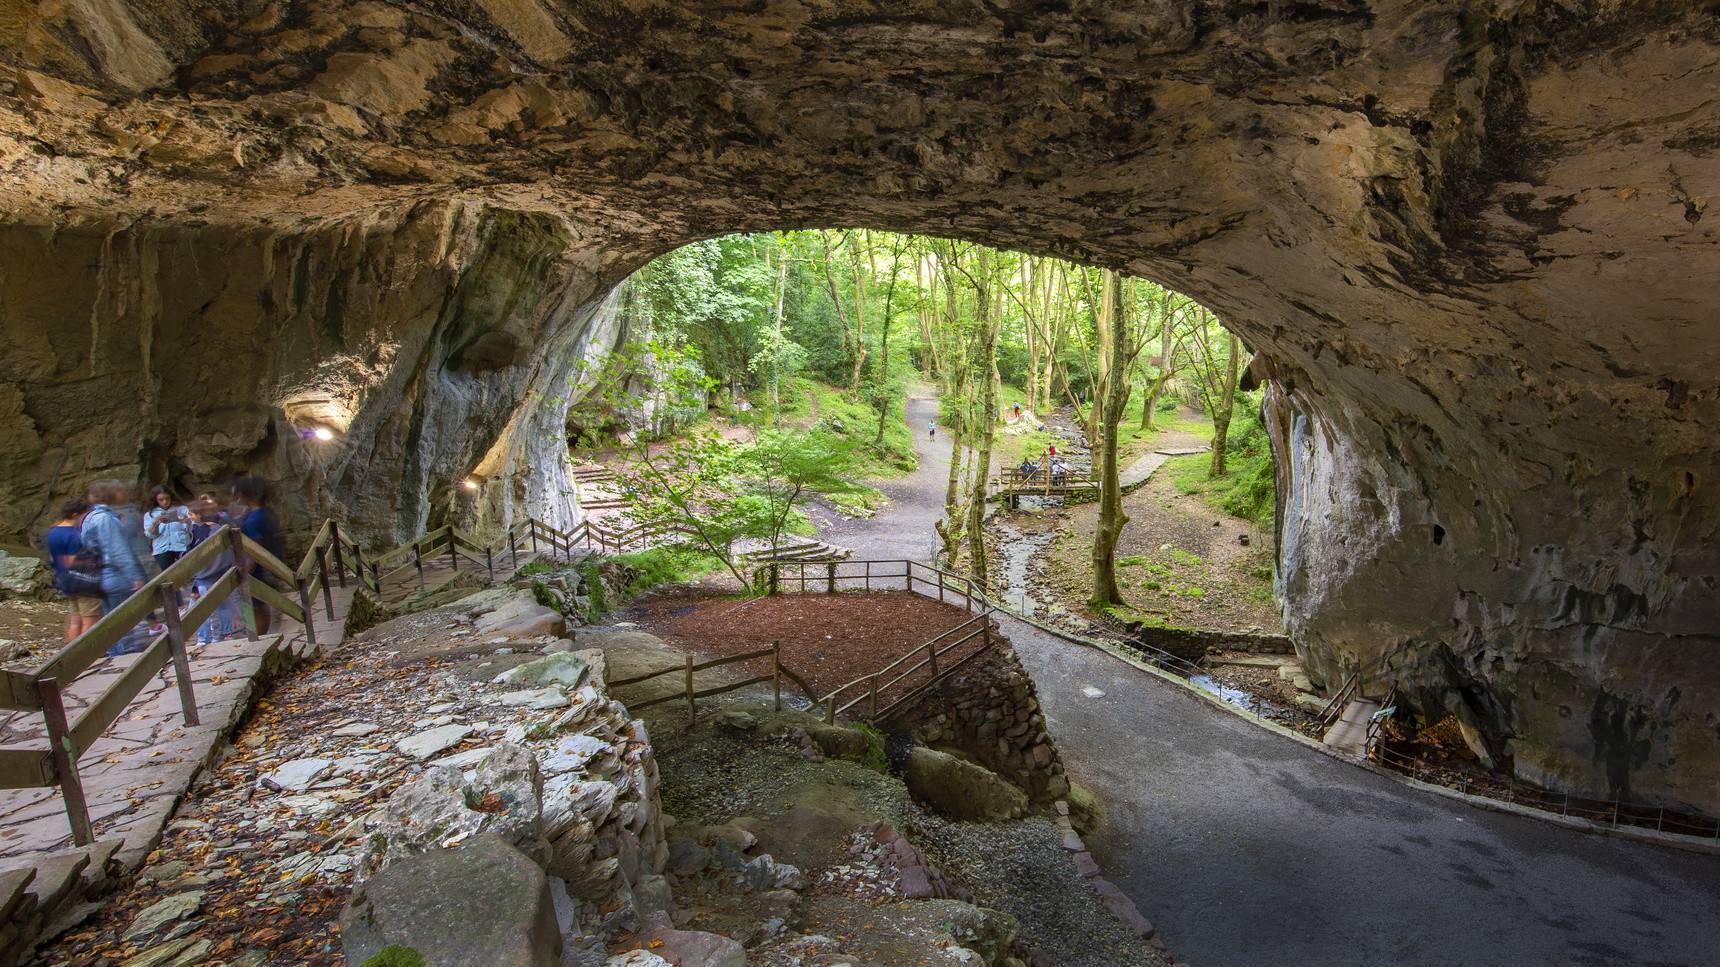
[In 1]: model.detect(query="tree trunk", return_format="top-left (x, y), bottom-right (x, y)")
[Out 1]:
top-left (965, 250), bottom-right (999, 586)
top-left (769, 253), bottom-right (787, 412)
top-left (1091, 269), bottom-right (1132, 609)
top-left (1209, 332), bottom-right (1240, 475)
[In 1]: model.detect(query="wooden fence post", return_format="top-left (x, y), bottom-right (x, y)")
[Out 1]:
top-left (351, 541), bottom-right (367, 591)
top-left (330, 521), bottom-right (347, 588)
top-left (370, 560), bottom-right (381, 594)
top-left (296, 577), bottom-right (319, 652)
top-left (826, 689), bottom-right (838, 724)
top-left (772, 640), bottom-right (782, 712)
top-left (157, 582), bottom-right (200, 726)
top-left (510, 527), bottom-right (519, 570)
top-left (684, 654), bottom-right (696, 725)
top-left (316, 546), bottom-right (335, 620)
top-left (768, 564), bottom-right (779, 596)
top-left (447, 527), bottom-right (458, 573)
top-left (926, 638), bottom-right (939, 677)
top-left (826, 561), bottom-right (836, 593)
top-left (37, 677), bottom-right (93, 846)
top-left (868, 674), bottom-right (878, 720)
top-left (229, 531), bottom-right (259, 640)
top-left (863, 560), bottom-right (871, 591)
top-left (485, 545), bottom-right (495, 582)
top-left (414, 544), bottom-right (426, 588)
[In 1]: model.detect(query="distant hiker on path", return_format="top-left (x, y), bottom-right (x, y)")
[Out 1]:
top-left (928, 419), bottom-right (936, 439)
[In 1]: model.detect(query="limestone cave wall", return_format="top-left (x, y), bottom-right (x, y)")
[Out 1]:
top-left (0, 1), bottom-right (1714, 811)
top-left (0, 201), bottom-right (632, 546)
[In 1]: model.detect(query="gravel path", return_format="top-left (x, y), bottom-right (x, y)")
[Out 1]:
top-left (820, 390), bottom-right (1720, 967)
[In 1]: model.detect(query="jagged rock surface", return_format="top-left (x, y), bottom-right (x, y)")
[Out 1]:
top-left (0, 2), bottom-right (1714, 809)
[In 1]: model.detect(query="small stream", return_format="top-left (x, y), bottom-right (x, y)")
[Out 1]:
top-left (994, 523), bottom-right (1055, 618)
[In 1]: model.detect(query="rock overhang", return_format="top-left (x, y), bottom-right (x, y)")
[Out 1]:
top-left (0, 1), bottom-right (1715, 810)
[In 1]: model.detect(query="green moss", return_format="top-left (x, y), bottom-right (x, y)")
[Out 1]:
top-left (360, 947), bottom-right (426, 967)
top-left (854, 722), bottom-right (890, 773)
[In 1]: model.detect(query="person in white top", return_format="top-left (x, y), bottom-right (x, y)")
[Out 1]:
top-left (144, 485), bottom-right (194, 572)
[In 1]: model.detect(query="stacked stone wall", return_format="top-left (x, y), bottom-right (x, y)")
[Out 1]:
top-left (891, 644), bottom-right (1069, 806)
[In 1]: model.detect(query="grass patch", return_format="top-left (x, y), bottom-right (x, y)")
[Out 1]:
top-left (1169, 450), bottom-right (1274, 527)
top-left (610, 545), bottom-right (726, 596)
top-left (769, 377), bottom-right (917, 478)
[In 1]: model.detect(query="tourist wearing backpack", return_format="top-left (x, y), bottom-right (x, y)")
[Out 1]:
top-left (44, 499), bottom-right (100, 642)
top-left (82, 480), bottom-right (154, 656)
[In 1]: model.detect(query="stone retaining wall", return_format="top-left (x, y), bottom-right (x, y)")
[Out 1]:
top-left (888, 644), bottom-right (1070, 806)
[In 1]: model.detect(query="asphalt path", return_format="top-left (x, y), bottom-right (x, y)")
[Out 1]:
top-left (826, 391), bottom-right (1720, 967)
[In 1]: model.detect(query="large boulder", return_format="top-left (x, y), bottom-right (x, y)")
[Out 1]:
top-left (341, 833), bottom-right (562, 967)
top-left (364, 744), bottom-right (547, 878)
top-left (903, 748), bottom-right (1027, 822)
top-left (0, 552), bottom-right (48, 599)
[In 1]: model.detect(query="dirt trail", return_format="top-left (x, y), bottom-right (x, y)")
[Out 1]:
top-left (814, 391), bottom-right (1720, 967)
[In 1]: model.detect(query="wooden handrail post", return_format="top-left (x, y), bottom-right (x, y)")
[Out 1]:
top-left (413, 544), bottom-right (426, 588)
top-left (510, 527), bottom-right (519, 570)
top-left (370, 560), bottom-right (381, 594)
top-left (485, 545), bottom-right (494, 581)
top-left (868, 674), bottom-right (878, 720)
top-left (772, 640), bottom-right (782, 712)
top-left (296, 577), bottom-right (319, 652)
top-left (826, 561), bottom-right (836, 593)
top-left (351, 541), bottom-right (367, 591)
top-left (330, 521), bottom-right (347, 587)
top-left (229, 532), bottom-right (259, 641)
top-left (447, 527), bottom-right (458, 573)
top-left (864, 560), bottom-right (871, 591)
top-left (938, 572), bottom-right (945, 603)
top-left (157, 582), bottom-right (200, 726)
top-left (684, 654), bottom-right (696, 726)
top-left (315, 545), bottom-right (335, 620)
top-left (826, 690), bottom-right (837, 724)
top-left (926, 638), bottom-right (939, 677)
top-left (37, 677), bottom-right (93, 846)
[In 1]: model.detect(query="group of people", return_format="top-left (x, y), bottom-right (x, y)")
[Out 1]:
top-left (42, 477), bottom-right (281, 656)
top-left (1016, 444), bottom-right (1072, 484)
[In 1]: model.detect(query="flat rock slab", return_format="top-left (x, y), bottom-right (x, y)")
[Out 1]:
top-left (398, 724), bottom-right (474, 760)
top-left (341, 832), bottom-right (561, 967)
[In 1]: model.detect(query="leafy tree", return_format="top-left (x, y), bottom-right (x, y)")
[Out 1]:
top-left (622, 428), bottom-right (861, 586)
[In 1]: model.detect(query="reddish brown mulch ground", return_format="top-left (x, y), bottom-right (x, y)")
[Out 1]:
top-left (619, 589), bottom-right (993, 709)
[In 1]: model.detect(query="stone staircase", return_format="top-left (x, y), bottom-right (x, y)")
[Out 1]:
top-left (738, 537), bottom-right (852, 564)
top-left (571, 464), bottom-right (632, 512)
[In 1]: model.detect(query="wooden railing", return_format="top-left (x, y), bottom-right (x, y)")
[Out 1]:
top-left (603, 559), bottom-right (1002, 729)
top-left (609, 642), bottom-right (790, 720)
top-left (0, 525), bottom-right (317, 845)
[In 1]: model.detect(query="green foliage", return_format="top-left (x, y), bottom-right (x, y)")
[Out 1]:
top-left (360, 947), bottom-right (426, 967)
top-left (624, 426), bottom-right (864, 582)
top-left (611, 546), bottom-right (725, 595)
